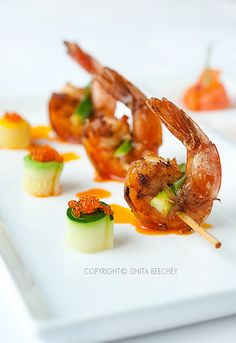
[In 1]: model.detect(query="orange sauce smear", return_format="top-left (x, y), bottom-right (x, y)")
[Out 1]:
top-left (76, 188), bottom-right (111, 199)
top-left (202, 223), bottom-right (212, 229)
top-left (31, 125), bottom-right (53, 140)
top-left (110, 204), bottom-right (212, 236)
top-left (135, 224), bottom-right (192, 236)
top-left (110, 204), bottom-right (137, 226)
top-left (61, 152), bottom-right (80, 162)
top-left (94, 173), bottom-right (124, 183)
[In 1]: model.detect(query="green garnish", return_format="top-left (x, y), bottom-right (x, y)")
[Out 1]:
top-left (178, 163), bottom-right (186, 173)
top-left (114, 140), bottom-right (132, 157)
top-left (173, 175), bottom-right (186, 194)
top-left (71, 85), bottom-right (93, 124)
top-left (150, 189), bottom-right (175, 216)
top-left (150, 162), bottom-right (187, 216)
top-left (67, 208), bottom-right (106, 223)
top-left (203, 43), bottom-right (214, 87)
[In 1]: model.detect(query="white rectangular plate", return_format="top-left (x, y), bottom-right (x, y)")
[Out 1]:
top-left (0, 94), bottom-right (236, 343)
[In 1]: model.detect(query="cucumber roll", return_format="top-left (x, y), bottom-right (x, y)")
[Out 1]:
top-left (66, 196), bottom-right (114, 253)
top-left (23, 145), bottom-right (63, 197)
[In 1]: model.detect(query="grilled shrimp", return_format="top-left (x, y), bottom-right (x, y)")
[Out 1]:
top-left (48, 42), bottom-right (115, 142)
top-left (83, 68), bottom-right (162, 180)
top-left (124, 97), bottom-right (221, 232)
top-left (64, 41), bottom-right (116, 116)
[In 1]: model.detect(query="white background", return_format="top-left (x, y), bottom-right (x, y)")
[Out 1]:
top-left (1, 0), bottom-right (236, 342)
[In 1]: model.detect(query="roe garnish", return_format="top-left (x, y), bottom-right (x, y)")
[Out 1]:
top-left (68, 195), bottom-right (113, 218)
top-left (30, 145), bottom-right (63, 163)
top-left (3, 112), bottom-right (23, 122)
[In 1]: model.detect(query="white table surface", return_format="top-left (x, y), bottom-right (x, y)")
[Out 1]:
top-left (1, 0), bottom-right (236, 342)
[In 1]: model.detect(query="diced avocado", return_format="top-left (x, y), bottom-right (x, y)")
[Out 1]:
top-left (150, 189), bottom-right (175, 216)
top-left (114, 140), bottom-right (132, 157)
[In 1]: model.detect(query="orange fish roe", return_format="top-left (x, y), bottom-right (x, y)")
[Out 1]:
top-left (3, 112), bottom-right (23, 122)
top-left (68, 195), bottom-right (113, 218)
top-left (30, 145), bottom-right (63, 163)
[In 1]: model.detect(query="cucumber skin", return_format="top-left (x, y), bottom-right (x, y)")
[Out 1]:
top-left (114, 140), bottom-right (132, 157)
top-left (150, 189), bottom-right (174, 216)
top-left (66, 214), bottom-right (114, 253)
top-left (67, 207), bottom-right (106, 223)
top-left (24, 155), bottom-right (63, 170)
top-left (23, 155), bottom-right (63, 197)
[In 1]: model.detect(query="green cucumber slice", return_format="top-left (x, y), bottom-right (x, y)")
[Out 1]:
top-left (71, 85), bottom-right (93, 123)
top-left (150, 189), bottom-right (175, 216)
top-left (114, 140), bottom-right (132, 157)
top-left (150, 171), bottom-right (186, 216)
top-left (23, 155), bottom-right (63, 196)
top-left (173, 175), bottom-right (186, 194)
top-left (66, 207), bottom-right (106, 223)
top-left (66, 213), bottom-right (114, 253)
top-left (179, 163), bottom-right (186, 173)
top-left (24, 155), bottom-right (63, 170)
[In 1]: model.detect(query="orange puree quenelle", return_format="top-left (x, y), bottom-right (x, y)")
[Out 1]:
top-left (183, 69), bottom-right (230, 111)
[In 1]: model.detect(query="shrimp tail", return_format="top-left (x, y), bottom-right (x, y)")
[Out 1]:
top-left (146, 97), bottom-right (209, 149)
top-left (64, 41), bottom-right (102, 74)
top-left (95, 67), bottom-right (146, 110)
top-left (96, 69), bottom-right (162, 150)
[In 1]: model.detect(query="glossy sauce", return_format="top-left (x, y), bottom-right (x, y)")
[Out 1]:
top-left (76, 188), bottom-right (111, 199)
top-left (31, 125), bottom-right (53, 140)
top-left (202, 223), bottom-right (212, 229)
top-left (135, 224), bottom-right (192, 236)
top-left (61, 152), bottom-right (80, 162)
top-left (94, 173), bottom-right (124, 183)
top-left (110, 204), bottom-right (137, 226)
top-left (109, 204), bottom-right (213, 236)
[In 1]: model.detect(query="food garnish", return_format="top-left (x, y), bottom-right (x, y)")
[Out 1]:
top-left (0, 112), bottom-right (31, 149)
top-left (114, 139), bottom-right (132, 157)
top-left (23, 145), bottom-right (64, 197)
top-left (70, 85), bottom-right (93, 124)
top-left (183, 46), bottom-right (230, 111)
top-left (66, 195), bottom-right (114, 253)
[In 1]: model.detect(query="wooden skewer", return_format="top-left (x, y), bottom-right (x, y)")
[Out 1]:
top-left (177, 211), bottom-right (221, 249)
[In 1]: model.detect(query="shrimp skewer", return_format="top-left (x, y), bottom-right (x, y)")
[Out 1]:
top-left (48, 42), bottom-right (115, 142)
top-left (125, 97), bottom-right (221, 248)
top-left (83, 68), bottom-right (162, 180)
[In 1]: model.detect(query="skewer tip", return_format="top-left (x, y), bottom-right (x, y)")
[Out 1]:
top-left (215, 241), bottom-right (222, 249)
